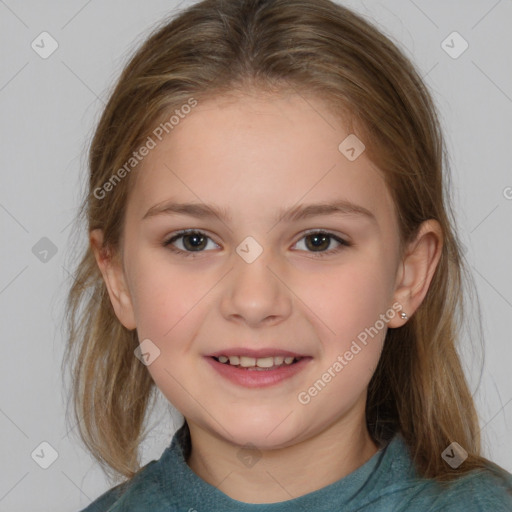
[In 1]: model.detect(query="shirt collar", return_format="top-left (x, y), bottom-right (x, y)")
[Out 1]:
top-left (157, 422), bottom-right (413, 511)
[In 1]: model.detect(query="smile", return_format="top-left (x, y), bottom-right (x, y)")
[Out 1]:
top-left (206, 354), bottom-right (311, 388)
top-left (213, 355), bottom-right (301, 370)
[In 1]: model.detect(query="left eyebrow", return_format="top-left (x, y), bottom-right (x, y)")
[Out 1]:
top-left (142, 199), bottom-right (377, 225)
top-left (276, 200), bottom-right (377, 225)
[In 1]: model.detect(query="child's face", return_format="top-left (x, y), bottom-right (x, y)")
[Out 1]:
top-left (110, 92), bottom-right (405, 449)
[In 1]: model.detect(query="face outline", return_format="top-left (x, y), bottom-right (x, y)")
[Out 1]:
top-left (91, 90), bottom-right (442, 454)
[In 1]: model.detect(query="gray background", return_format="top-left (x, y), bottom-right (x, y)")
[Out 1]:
top-left (0, 0), bottom-right (511, 510)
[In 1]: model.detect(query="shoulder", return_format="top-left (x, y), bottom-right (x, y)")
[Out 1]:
top-left (424, 466), bottom-right (512, 511)
top-left (366, 436), bottom-right (512, 511)
top-left (78, 459), bottom-right (169, 512)
top-left (78, 423), bottom-right (191, 512)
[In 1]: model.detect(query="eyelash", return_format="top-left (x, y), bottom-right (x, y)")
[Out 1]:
top-left (162, 229), bottom-right (350, 258)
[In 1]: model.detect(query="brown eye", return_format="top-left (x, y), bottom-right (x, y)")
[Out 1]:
top-left (293, 231), bottom-right (349, 257)
top-left (164, 230), bottom-right (218, 256)
top-left (181, 233), bottom-right (208, 251)
top-left (305, 233), bottom-right (331, 251)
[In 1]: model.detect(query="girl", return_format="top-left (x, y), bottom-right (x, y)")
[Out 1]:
top-left (64, 0), bottom-right (512, 510)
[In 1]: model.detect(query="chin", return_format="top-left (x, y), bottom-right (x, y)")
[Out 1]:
top-left (213, 411), bottom-right (308, 451)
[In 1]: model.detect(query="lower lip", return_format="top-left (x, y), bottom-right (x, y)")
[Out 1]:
top-left (205, 357), bottom-right (311, 388)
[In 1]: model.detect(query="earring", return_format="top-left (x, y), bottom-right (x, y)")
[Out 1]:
top-left (400, 311), bottom-right (408, 320)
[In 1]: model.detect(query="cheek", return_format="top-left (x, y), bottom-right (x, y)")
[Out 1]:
top-left (295, 267), bottom-right (388, 420)
top-left (300, 259), bottom-right (393, 343)
top-left (126, 255), bottom-right (212, 416)
top-left (126, 250), bottom-right (219, 382)
top-left (128, 250), bottom-right (211, 340)
top-left (298, 259), bottom-right (391, 390)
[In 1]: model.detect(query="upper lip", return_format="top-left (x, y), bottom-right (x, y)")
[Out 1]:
top-left (207, 348), bottom-right (309, 358)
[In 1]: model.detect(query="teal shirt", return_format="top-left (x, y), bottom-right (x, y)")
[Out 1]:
top-left (80, 423), bottom-right (512, 511)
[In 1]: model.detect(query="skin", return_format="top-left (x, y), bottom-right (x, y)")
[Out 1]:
top-left (91, 90), bottom-right (442, 504)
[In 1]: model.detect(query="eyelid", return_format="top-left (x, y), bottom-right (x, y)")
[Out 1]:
top-left (299, 228), bottom-right (349, 241)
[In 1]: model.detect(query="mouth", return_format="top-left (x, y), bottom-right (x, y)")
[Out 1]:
top-left (211, 354), bottom-right (303, 371)
top-left (205, 350), bottom-right (311, 388)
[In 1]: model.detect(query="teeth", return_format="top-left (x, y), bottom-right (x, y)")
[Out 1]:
top-left (239, 356), bottom-right (256, 367)
top-left (215, 355), bottom-right (299, 368)
top-left (255, 357), bottom-right (274, 368)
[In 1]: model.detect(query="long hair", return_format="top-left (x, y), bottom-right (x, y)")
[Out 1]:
top-left (63, 0), bottom-right (494, 483)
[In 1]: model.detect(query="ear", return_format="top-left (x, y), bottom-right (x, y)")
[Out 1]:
top-left (387, 219), bottom-right (443, 328)
top-left (89, 229), bottom-right (137, 330)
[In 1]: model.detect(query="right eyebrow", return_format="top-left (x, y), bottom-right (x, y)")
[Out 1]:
top-left (142, 201), bottom-right (231, 221)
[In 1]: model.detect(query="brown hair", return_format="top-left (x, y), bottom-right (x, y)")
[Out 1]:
top-left (63, 0), bottom-right (497, 484)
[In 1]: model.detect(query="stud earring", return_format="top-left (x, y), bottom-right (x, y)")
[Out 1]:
top-left (400, 311), bottom-right (408, 319)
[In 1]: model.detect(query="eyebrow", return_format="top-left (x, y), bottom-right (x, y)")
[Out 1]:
top-left (142, 199), bottom-right (377, 225)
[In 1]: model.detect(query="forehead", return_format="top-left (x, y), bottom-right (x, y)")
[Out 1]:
top-left (127, 92), bottom-right (397, 231)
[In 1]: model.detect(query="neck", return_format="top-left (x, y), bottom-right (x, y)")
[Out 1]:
top-left (186, 406), bottom-right (379, 504)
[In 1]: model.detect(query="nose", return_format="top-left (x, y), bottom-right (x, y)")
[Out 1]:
top-left (219, 245), bottom-right (293, 328)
